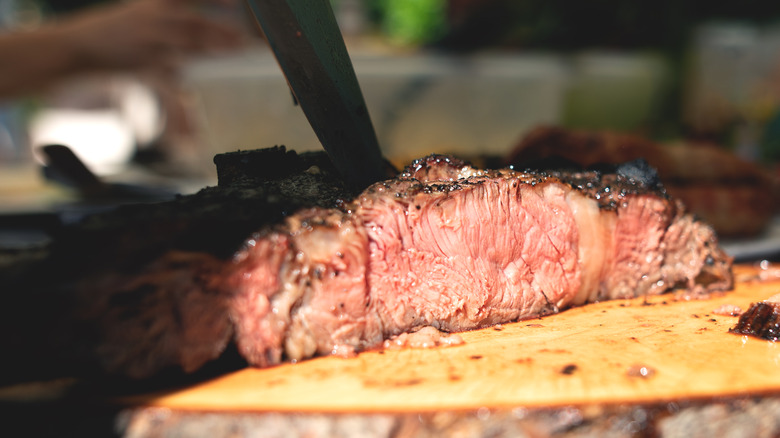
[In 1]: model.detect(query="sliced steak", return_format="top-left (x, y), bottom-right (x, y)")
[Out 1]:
top-left (0, 149), bottom-right (733, 381)
top-left (229, 155), bottom-right (733, 368)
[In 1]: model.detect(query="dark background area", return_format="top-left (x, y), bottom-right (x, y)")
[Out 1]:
top-left (359, 0), bottom-right (780, 51)
top-left (43, 0), bottom-right (780, 51)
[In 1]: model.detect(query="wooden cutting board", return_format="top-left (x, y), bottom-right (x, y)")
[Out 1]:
top-left (129, 264), bottom-right (780, 413)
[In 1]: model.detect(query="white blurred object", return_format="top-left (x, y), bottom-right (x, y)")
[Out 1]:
top-left (117, 78), bottom-right (165, 148)
top-left (370, 53), bottom-right (568, 159)
top-left (29, 109), bottom-right (135, 176)
top-left (27, 76), bottom-right (165, 175)
top-left (183, 49), bottom-right (568, 163)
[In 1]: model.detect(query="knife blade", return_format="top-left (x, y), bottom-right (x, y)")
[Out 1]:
top-left (243, 0), bottom-right (387, 188)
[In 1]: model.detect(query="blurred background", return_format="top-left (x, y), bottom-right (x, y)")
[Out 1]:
top-left (2, 0), bottom-right (780, 254)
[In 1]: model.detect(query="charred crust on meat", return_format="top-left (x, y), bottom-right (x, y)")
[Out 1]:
top-left (44, 147), bottom-right (356, 269)
top-left (730, 301), bottom-right (780, 340)
top-left (616, 159), bottom-right (662, 188)
top-left (394, 154), bottom-right (670, 211)
top-left (561, 364), bottom-right (578, 375)
top-left (548, 169), bottom-right (669, 211)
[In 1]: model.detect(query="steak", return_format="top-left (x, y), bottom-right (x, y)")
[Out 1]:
top-left (0, 148), bottom-right (733, 381)
top-left (229, 155), bottom-right (733, 368)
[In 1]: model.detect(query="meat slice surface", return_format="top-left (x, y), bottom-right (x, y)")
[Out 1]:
top-left (229, 155), bottom-right (733, 368)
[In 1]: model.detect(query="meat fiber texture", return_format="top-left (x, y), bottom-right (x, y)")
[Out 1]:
top-left (229, 155), bottom-right (733, 369)
top-left (0, 148), bottom-right (733, 381)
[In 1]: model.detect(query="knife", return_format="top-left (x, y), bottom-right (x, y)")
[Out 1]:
top-left (243, 0), bottom-right (387, 188)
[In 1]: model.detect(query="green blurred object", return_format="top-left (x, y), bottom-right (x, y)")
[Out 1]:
top-left (377, 0), bottom-right (447, 46)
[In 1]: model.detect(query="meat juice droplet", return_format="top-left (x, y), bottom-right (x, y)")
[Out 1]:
top-left (626, 365), bottom-right (656, 378)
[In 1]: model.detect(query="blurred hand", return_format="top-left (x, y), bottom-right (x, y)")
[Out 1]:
top-left (57, 0), bottom-right (245, 72)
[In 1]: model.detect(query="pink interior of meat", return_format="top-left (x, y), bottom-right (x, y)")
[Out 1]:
top-left (227, 157), bottom-right (732, 368)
